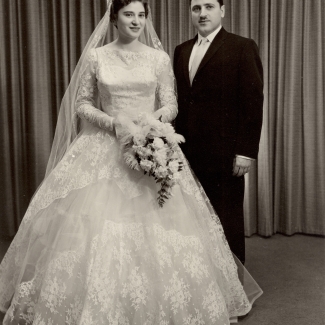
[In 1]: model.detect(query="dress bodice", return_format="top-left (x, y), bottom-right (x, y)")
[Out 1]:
top-left (97, 47), bottom-right (167, 117)
top-left (75, 45), bottom-right (177, 130)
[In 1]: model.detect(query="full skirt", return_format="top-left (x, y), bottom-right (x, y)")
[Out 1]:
top-left (0, 125), bottom-right (262, 325)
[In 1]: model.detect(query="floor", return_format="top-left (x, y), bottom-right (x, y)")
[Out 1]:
top-left (240, 234), bottom-right (325, 325)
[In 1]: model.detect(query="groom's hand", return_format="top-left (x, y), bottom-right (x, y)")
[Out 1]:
top-left (233, 156), bottom-right (252, 177)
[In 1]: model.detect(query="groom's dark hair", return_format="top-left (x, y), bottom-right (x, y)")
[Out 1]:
top-left (189, 0), bottom-right (224, 7)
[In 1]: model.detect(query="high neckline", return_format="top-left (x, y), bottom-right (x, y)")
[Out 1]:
top-left (103, 45), bottom-right (156, 54)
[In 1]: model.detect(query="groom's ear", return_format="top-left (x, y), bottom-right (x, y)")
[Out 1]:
top-left (221, 5), bottom-right (225, 17)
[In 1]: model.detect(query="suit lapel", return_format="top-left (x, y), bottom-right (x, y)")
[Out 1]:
top-left (196, 27), bottom-right (228, 77)
top-left (182, 36), bottom-right (197, 88)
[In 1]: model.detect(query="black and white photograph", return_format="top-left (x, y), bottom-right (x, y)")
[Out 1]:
top-left (0, 0), bottom-right (324, 324)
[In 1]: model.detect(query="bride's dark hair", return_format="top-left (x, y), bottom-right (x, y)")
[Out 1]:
top-left (110, 0), bottom-right (149, 23)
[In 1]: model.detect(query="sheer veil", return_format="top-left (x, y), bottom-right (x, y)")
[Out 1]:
top-left (45, 0), bottom-right (164, 178)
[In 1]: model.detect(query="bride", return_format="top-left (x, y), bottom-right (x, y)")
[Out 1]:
top-left (0, 0), bottom-right (262, 324)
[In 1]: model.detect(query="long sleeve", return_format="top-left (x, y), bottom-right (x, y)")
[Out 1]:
top-left (75, 49), bottom-right (114, 131)
top-left (236, 39), bottom-right (264, 159)
top-left (154, 52), bottom-right (178, 123)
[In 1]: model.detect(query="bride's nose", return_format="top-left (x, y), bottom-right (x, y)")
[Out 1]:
top-left (132, 16), bottom-right (140, 25)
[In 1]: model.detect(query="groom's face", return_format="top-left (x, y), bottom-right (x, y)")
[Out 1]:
top-left (190, 0), bottom-right (225, 37)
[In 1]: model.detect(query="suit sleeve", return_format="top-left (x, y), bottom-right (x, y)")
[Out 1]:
top-left (235, 39), bottom-right (264, 159)
top-left (173, 45), bottom-right (182, 130)
top-left (173, 45), bottom-right (180, 72)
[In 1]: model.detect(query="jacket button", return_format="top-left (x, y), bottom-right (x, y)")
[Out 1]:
top-left (189, 100), bottom-right (194, 105)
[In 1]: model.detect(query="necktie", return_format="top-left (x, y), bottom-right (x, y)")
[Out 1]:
top-left (190, 38), bottom-right (209, 84)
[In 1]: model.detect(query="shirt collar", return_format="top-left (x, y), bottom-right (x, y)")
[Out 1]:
top-left (198, 25), bottom-right (222, 44)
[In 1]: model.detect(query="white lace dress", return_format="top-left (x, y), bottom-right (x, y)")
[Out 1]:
top-left (0, 46), bottom-right (262, 325)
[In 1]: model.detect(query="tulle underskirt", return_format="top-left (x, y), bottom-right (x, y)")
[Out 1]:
top-left (0, 125), bottom-right (262, 325)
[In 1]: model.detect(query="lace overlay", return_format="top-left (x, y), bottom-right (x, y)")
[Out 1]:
top-left (0, 47), bottom-right (261, 325)
top-left (75, 46), bottom-right (177, 129)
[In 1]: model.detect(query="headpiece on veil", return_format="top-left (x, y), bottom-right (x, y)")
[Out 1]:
top-left (45, 0), bottom-right (164, 178)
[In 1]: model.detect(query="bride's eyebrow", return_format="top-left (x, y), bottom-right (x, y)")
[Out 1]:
top-left (123, 11), bottom-right (146, 14)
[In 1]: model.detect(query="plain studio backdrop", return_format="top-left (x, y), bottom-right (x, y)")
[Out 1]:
top-left (0, 0), bottom-right (324, 237)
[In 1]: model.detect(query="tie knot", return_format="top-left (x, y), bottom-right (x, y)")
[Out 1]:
top-left (200, 38), bottom-right (208, 45)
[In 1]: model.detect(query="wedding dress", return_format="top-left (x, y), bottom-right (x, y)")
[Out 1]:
top-left (0, 45), bottom-right (262, 325)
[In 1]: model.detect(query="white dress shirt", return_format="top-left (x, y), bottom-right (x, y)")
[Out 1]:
top-left (189, 25), bottom-right (222, 71)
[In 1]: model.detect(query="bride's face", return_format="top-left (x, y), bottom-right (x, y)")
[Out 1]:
top-left (116, 1), bottom-right (146, 40)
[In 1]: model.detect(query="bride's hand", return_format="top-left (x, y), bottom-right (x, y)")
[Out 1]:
top-left (152, 110), bottom-right (162, 120)
top-left (113, 113), bottom-right (140, 144)
top-left (114, 114), bottom-right (135, 130)
top-left (153, 109), bottom-right (168, 123)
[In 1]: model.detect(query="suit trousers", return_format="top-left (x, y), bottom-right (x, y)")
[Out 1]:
top-left (195, 169), bottom-right (246, 264)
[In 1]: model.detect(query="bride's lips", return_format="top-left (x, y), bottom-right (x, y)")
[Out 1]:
top-left (130, 27), bottom-right (141, 32)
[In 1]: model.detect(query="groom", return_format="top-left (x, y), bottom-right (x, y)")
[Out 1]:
top-left (174, 0), bottom-right (263, 264)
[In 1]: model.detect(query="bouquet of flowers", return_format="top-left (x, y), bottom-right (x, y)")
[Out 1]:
top-left (116, 112), bottom-right (185, 207)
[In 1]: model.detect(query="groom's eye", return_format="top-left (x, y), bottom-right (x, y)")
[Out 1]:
top-left (192, 6), bottom-right (201, 13)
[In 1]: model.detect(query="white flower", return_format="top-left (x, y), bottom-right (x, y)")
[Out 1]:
top-left (155, 166), bottom-right (168, 179)
top-left (134, 146), bottom-right (152, 158)
top-left (166, 133), bottom-right (185, 146)
top-left (168, 160), bottom-right (179, 173)
top-left (124, 152), bottom-right (140, 171)
top-left (152, 137), bottom-right (165, 150)
top-left (174, 134), bottom-right (185, 144)
top-left (140, 159), bottom-right (154, 173)
top-left (172, 172), bottom-right (181, 181)
top-left (153, 149), bottom-right (167, 166)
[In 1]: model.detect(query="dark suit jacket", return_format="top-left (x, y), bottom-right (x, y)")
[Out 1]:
top-left (174, 27), bottom-right (264, 174)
